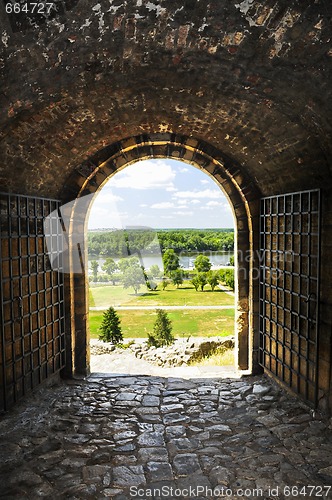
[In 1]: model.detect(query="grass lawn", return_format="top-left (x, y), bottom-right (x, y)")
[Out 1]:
top-left (89, 282), bottom-right (234, 308)
top-left (89, 308), bottom-right (235, 339)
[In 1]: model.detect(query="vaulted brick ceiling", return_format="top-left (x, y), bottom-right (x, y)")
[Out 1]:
top-left (0, 0), bottom-right (331, 198)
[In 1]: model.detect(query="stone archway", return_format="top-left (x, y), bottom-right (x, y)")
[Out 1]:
top-left (61, 132), bottom-right (260, 378)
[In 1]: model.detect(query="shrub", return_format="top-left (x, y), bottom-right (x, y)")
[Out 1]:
top-left (218, 268), bottom-right (234, 290)
top-left (98, 306), bottom-right (123, 344)
top-left (147, 309), bottom-right (174, 347)
top-left (161, 278), bottom-right (170, 290)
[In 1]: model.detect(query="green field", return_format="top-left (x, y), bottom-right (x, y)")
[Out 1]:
top-left (89, 282), bottom-right (234, 308)
top-left (89, 308), bottom-right (235, 339)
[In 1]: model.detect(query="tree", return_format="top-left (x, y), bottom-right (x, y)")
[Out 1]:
top-left (98, 307), bottom-right (123, 344)
top-left (102, 258), bottom-right (118, 284)
top-left (161, 278), bottom-right (170, 290)
top-left (117, 256), bottom-right (140, 273)
top-left (218, 268), bottom-right (235, 290)
top-left (148, 309), bottom-right (174, 348)
top-left (122, 265), bottom-right (146, 295)
top-left (191, 275), bottom-right (200, 291)
top-left (170, 269), bottom-right (184, 288)
top-left (149, 264), bottom-right (162, 278)
top-left (225, 269), bottom-right (235, 290)
top-left (195, 272), bottom-right (208, 291)
top-left (91, 260), bottom-right (99, 281)
top-left (194, 254), bottom-right (211, 273)
top-left (207, 270), bottom-right (219, 291)
top-left (162, 249), bottom-right (180, 276)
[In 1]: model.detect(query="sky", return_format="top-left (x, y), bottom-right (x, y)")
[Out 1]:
top-left (88, 159), bottom-right (235, 230)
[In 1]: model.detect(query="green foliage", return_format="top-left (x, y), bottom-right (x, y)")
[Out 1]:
top-left (117, 256), bottom-right (140, 273)
top-left (147, 309), bottom-right (174, 348)
top-left (197, 272), bottom-right (208, 291)
top-left (97, 274), bottom-right (110, 283)
top-left (102, 258), bottom-right (118, 283)
top-left (116, 340), bottom-right (135, 349)
top-left (88, 228), bottom-right (157, 257)
top-left (162, 249), bottom-right (180, 275)
top-left (194, 254), bottom-right (212, 273)
top-left (88, 229), bottom-right (234, 257)
top-left (122, 265), bottom-right (145, 295)
top-left (218, 268), bottom-right (235, 290)
top-left (229, 255), bottom-right (235, 266)
top-left (170, 269), bottom-right (184, 288)
top-left (191, 275), bottom-right (199, 291)
top-left (191, 272), bottom-right (208, 291)
top-left (161, 279), bottom-right (170, 290)
top-left (149, 264), bottom-right (162, 278)
top-left (207, 270), bottom-right (219, 291)
top-left (157, 229), bottom-right (234, 253)
top-left (98, 307), bottom-right (123, 344)
top-left (91, 260), bottom-right (99, 281)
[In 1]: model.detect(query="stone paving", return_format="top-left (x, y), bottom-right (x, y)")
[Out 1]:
top-left (0, 373), bottom-right (332, 499)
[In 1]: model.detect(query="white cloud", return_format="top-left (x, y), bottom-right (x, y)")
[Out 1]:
top-left (201, 179), bottom-right (210, 184)
top-left (191, 199), bottom-right (201, 204)
top-left (140, 203), bottom-right (148, 207)
top-left (173, 198), bottom-right (188, 207)
top-left (93, 189), bottom-right (124, 204)
top-left (174, 210), bottom-right (194, 216)
top-left (206, 201), bottom-right (224, 207)
top-left (174, 188), bottom-right (221, 200)
top-left (110, 159), bottom-right (176, 190)
top-left (179, 167), bottom-right (189, 173)
top-left (151, 202), bottom-right (175, 209)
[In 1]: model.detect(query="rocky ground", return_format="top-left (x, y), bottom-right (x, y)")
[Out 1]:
top-left (0, 372), bottom-right (332, 499)
top-left (91, 336), bottom-right (235, 370)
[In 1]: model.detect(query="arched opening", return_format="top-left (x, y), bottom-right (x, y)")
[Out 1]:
top-left (60, 133), bottom-right (260, 379)
top-left (86, 158), bottom-right (236, 374)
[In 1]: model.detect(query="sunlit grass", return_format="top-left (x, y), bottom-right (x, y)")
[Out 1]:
top-left (89, 308), bottom-right (235, 339)
top-left (89, 281), bottom-right (234, 308)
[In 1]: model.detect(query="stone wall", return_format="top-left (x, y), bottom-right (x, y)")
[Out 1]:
top-left (0, 1), bottom-right (331, 198)
top-left (91, 337), bottom-right (235, 368)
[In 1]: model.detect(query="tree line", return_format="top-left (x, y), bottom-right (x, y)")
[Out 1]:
top-left (90, 250), bottom-right (234, 292)
top-left (88, 228), bottom-right (234, 257)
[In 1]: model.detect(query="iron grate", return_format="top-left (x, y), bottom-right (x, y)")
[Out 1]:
top-left (0, 193), bottom-right (65, 411)
top-left (259, 190), bottom-right (321, 406)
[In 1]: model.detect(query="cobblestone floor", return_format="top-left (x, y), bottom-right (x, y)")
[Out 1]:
top-left (0, 373), bottom-right (332, 499)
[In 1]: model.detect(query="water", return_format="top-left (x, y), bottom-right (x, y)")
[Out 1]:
top-left (88, 251), bottom-right (233, 273)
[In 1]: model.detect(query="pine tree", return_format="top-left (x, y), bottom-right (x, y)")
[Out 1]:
top-left (98, 307), bottom-right (123, 344)
top-left (148, 309), bottom-right (174, 347)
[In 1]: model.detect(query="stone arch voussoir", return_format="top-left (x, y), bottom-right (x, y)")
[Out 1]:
top-left (60, 133), bottom-right (260, 377)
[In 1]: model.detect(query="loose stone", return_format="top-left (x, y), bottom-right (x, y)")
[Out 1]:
top-left (0, 374), bottom-right (331, 498)
top-left (172, 453), bottom-right (202, 476)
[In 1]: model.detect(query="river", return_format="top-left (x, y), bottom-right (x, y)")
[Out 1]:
top-left (88, 251), bottom-right (233, 273)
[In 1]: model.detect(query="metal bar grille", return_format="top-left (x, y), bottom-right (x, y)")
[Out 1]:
top-left (259, 190), bottom-right (320, 406)
top-left (0, 193), bottom-right (65, 412)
